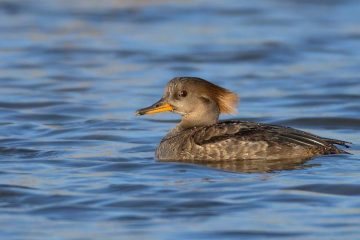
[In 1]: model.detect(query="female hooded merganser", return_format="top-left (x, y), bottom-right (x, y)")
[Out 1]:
top-left (136, 77), bottom-right (350, 161)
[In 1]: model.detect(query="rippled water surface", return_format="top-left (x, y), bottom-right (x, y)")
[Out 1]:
top-left (1, 0), bottom-right (360, 239)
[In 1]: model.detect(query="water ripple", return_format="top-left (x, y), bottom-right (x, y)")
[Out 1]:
top-left (287, 184), bottom-right (360, 196)
top-left (0, 101), bottom-right (66, 109)
top-left (0, 0), bottom-right (359, 239)
top-left (275, 117), bottom-right (360, 129)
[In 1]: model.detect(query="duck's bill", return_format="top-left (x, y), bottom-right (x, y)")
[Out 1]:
top-left (136, 99), bottom-right (174, 115)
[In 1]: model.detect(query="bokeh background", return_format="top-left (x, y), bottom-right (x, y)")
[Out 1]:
top-left (0, 0), bottom-right (359, 239)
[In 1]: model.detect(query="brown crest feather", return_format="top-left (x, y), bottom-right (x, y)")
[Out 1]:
top-left (173, 77), bottom-right (239, 114)
top-left (203, 81), bottom-right (239, 114)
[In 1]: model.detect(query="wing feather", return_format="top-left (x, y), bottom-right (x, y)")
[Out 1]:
top-left (193, 120), bottom-right (349, 154)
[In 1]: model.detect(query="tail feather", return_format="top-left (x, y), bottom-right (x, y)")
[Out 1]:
top-left (321, 137), bottom-right (352, 154)
top-left (322, 137), bottom-right (351, 148)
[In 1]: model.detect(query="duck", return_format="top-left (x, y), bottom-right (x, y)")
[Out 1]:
top-left (136, 77), bottom-right (350, 162)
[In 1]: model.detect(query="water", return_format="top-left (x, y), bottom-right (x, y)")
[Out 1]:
top-left (0, 0), bottom-right (360, 239)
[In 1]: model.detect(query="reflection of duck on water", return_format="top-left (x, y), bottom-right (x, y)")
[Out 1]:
top-left (190, 157), bottom-right (315, 173)
top-left (136, 77), bottom-right (350, 163)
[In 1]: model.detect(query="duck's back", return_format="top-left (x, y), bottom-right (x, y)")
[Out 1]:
top-left (156, 120), bottom-right (349, 161)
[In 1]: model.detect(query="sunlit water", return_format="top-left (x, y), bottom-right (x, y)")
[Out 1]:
top-left (0, 0), bottom-right (360, 239)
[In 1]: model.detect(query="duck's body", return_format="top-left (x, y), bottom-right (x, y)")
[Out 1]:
top-left (156, 120), bottom-right (347, 161)
top-left (136, 77), bottom-right (349, 161)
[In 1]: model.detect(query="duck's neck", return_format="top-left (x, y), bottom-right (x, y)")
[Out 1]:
top-left (177, 105), bottom-right (219, 131)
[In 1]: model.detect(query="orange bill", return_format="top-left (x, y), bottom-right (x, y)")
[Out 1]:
top-left (136, 99), bottom-right (173, 115)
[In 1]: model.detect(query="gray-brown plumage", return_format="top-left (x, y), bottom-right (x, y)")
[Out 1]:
top-left (136, 77), bottom-right (350, 161)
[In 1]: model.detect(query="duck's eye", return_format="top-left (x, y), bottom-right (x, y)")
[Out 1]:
top-left (179, 90), bottom-right (187, 98)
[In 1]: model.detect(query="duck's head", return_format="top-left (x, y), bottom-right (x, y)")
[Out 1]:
top-left (136, 77), bottom-right (239, 128)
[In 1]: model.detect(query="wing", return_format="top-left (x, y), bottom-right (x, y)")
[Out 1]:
top-left (192, 120), bottom-right (350, 158)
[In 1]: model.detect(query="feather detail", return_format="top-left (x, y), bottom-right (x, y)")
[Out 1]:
top-left (216, 89), bottom-right (239, 114)
top-left (206, 83), bottom-right (239, 114)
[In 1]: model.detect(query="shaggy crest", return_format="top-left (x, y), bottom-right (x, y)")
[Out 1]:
top-left (206, 83), bottom-right (239, 114)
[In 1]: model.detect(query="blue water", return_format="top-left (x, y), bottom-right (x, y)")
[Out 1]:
top-left (0, 0), bottom-right (360, 239)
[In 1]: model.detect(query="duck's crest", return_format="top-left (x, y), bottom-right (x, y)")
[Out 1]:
top-left (207, 83), bottom-right (239, 114)
top-left (215, 86), bottom-right (239, 114)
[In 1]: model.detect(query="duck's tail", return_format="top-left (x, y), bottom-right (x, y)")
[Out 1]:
top-left (322, 137), bottom-right (352, 154)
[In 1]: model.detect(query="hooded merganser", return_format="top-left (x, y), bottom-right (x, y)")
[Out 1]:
top-left (136, 77), bottom-right (350, 161)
